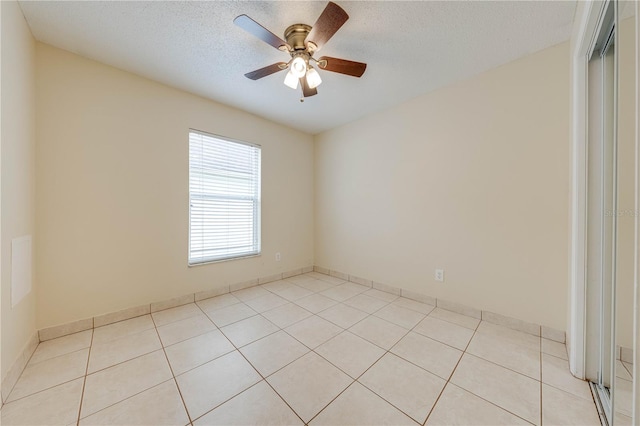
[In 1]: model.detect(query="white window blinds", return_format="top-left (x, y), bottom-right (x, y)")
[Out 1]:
top-left (189, 130), bottom-right (261, 265)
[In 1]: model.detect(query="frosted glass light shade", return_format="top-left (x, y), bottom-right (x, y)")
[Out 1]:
top-left (290, 57), bottom-right (307, 78)
top-left (284, 70), bottom-right (299, 89)
top-left (306, 67), bottom-right (322, 89)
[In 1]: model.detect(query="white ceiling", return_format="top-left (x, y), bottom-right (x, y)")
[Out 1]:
top-left (19, 1), bottom-right (576, 135)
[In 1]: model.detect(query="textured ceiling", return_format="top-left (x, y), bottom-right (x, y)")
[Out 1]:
top-left (19, 1), bottom-right (576, 135)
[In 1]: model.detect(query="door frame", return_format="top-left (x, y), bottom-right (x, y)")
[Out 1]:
top-left (570, 0), bottom-right (639, 423)
top-left (569, 0), bottom-right (608, 381)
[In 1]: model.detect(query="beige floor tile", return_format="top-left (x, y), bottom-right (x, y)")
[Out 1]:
top-left (261, 279), bottom-right (298, 292)
top-left (311, 382), bottom-right (417, 425)
top-left (321, 283), bottom-right (368, 302)
top-left (206, 303), bottom-right (257, 327)
top-left (344, 293), bottom-right (389, 314)
top-left (305, 271), bottom-right (331, 280)
top-left (318, 304), bottom-right (368, 329)
top-left (194, 381), bottom-right (302, 425)
top-left (429, 308), bottom-right (480, 330)
top-left (374, 304), bottom-right (426, 329)
top-left (270, 284), bottom-right (315, 301)
top-left (232, 286), bottom-right (271, 302)
top-left (81, 350), bottom-right (172, 418)
top-left (294, 279), bottom-right (335, 293)
top-left (450, 354), bottom-right (540, 425)
top-left (152, 303), bottom-right (202, 327)
top-left (285, 274), bottom-right (318, 284)
top-left (294, 294), bottom-right (338, 314)
top-left (466, 332), bottom-right (540, 380)
top-left (391, 332), bottom-right (462, 380)
top-left (157, 314), bottom-right (217, 346)
top-left (615, 411), bottom-right (633, 425)
top-left (196, 293), bottom-right (241, 313)
top-left (476, 322), bottom-right (540, 351)
top-left (165, 329), bottom-right (235, 375)
top-left (221, 315), bottom-right (279, 347)
top-left (80, 380), bottom-right (189, 425)
top-left (267, 352), bottom-right (352, 423)
top-left (359, 353), bottom-right (445, 424)
top-left (542, 384), bottom-right (600, 425)
top-left (285, 316), bottom-right (343, 349)
top-left (616, 360), bottom-right (632, 381)
top-left (92, 315), bottom-right (155, 345)
top-left (244, 293), bottom-right (289, 313)
top-left (8, 348), bottom-right (89, 402)
top-left (349, 316), bottom-right (408, 350)
top-left (240, 330), bottom-right (310, 377)
top-left (542, 338), bottom-right (568, 361)
top-left (261, 303), bottom-right (312, 328)
top-left (315, 331), bottom-right (385, 379)
top-left (542, 354), bottom-right (592, 401)
top-left (364, 289), bottom-right (399, 302)
top-left (176, 351), bottom-right (260, 420)
top-left (414, 316), bottom-right (474, 350)
top-left (426, 383), bottom-right (530, 425)
top-left (392, 297), bottom-right (435, 315)
top-left (316, 275), bottom-right (347, 285)
top-left (1, 378), bottom-right (83, 425)
top-left (29, 330), bottom-right (93, 365)
top-left (615, 377), bottom-right (633, 417)
top-left (88, 328), bottom-right (162, 374)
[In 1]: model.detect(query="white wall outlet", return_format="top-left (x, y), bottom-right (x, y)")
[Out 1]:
top-left (435, 269), bottom-right (444, 282)
top-left (275, 252), bottom-right (281, 262)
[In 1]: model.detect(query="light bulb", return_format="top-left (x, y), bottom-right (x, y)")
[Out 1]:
top-left (290, 56), bottom-right (307, 78)
top-left (306, 67), bottom-right (322, 89)
top-left (284, 70), bottom-right (298, 89)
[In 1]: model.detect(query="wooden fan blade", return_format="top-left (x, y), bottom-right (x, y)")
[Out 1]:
top-left (300, 77), bottom-right (318, 97)
top-left (244, 62), bottom-right (288, 80)
top-left (305, 2), bottom-right (349, 52)
top-left (234, 15), bottom-right (287, 50)
top-left (318, 56), bottom-right (367, 77)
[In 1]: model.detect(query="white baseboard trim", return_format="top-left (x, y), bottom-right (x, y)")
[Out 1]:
top-left (314, 265), bottom-right (566, 343)
top-left (1, 331), bottom-right (39, 403)
top-left (37, 266), bottom-right (313, 342)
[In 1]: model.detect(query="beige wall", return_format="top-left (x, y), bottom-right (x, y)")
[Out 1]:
top-left (1, 1), bottom-right (37, 380)
top-left (315, 42), bottom-right (570, 330)
top-left (616, 16), bottom-right (636, 352)
top-left (35, 44), bottom-right (314, 329)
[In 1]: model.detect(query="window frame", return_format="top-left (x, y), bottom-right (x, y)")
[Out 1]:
top-left (188, 129), bottom-right (262, 266)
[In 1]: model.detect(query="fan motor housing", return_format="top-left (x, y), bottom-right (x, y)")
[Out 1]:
top-left (284, 24), bottom-right (312, 51)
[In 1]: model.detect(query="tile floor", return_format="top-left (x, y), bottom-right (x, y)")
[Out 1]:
top-left (0, 272), bottom-right (601, 425)
top-left (615, 359), bottom-right (634, 425)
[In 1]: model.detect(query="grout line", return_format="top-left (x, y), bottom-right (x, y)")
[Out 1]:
top-left (421, 313), bottom-right (481, 425)
top-left (75, 329), bottom-right (94, 425)
top-left (150, 314), bottom-right (194, 425)
top-left (191, 302), bottom-right (306, 425)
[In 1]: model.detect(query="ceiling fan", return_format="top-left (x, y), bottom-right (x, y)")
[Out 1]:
top-left (233, 2), bottom-right (367, 100)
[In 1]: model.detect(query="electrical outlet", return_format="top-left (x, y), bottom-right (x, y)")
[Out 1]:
top-left (275, 252), bottom-right (281, 262)
top-left (435, 269), bottom-right (444, 282)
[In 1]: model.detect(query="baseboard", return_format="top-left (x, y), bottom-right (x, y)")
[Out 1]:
top-left (37, 266), bottom-right (314, 342)
top-left (313, 265), bottom-right (566, 343)
top-left (1, 331), bottom-right (39, 403)
top-left (35, 264), bottom-right (566, 345)
top-left (617, 345), bottom-right (634, 364)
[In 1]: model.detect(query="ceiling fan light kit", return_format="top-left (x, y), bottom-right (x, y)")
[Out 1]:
top-left (234, 1), bottom-right (367, 100)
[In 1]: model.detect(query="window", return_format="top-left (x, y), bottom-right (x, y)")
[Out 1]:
top-left (189, 130), bottom-right (261, 265)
